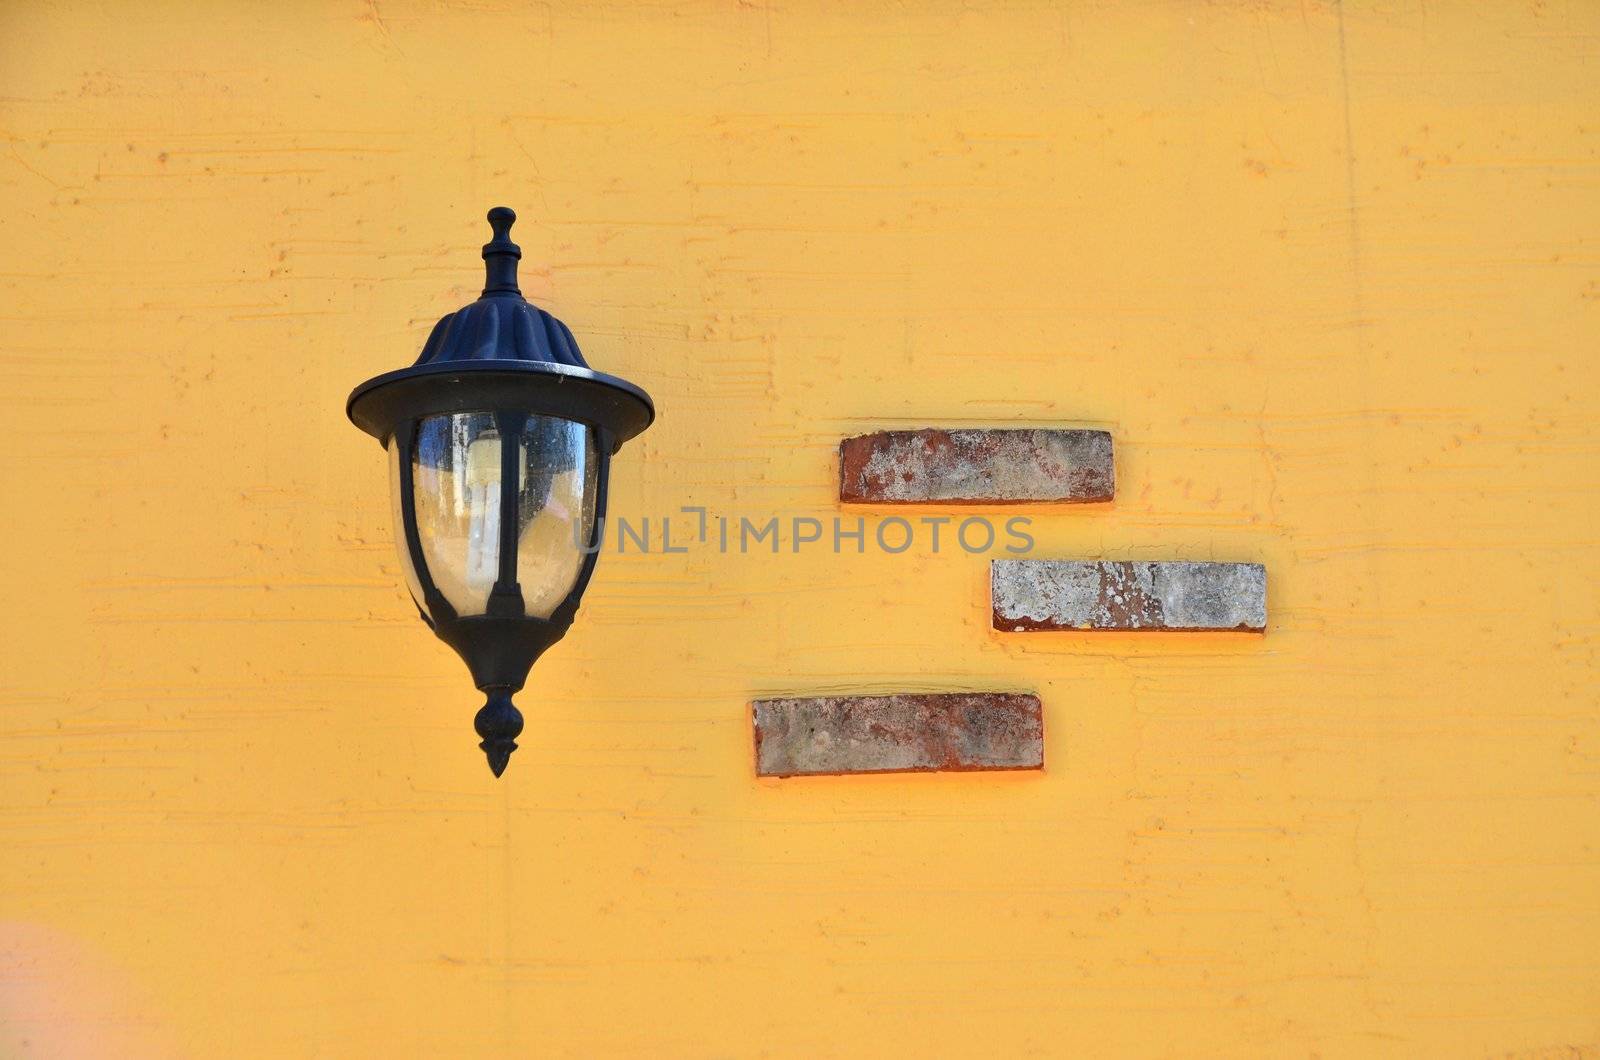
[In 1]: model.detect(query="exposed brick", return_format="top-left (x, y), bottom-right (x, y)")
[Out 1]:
top-left (992, 560), bottom-right (1266, 632)
top-left (751, 693), bottom-right (1043, 777)
top-left (839, 428), bottom-right (1114, 504)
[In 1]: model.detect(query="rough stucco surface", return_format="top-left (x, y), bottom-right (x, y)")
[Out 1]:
top-left (752, 693), bottom-right (1044, 776)
top-left (993, 560), bottom-right (1267, 632)
top-left (3, 2), bottom-right (1599, 1058)
top-left (839, 428), bottom-right (1114, 503)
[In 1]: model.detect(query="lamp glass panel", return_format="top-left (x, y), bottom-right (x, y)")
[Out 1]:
top-left (411, 412), bottom-right (503, 616)
top-left (516, 416), bottom-right (599, 619)
top-left (386, 435), bottom-right (427, 608)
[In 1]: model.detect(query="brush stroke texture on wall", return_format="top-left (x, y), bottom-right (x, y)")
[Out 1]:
top-left (1, 2), bottom-right (1596, 1056)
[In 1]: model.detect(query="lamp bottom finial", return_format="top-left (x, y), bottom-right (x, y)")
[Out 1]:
top-left (475, 690), bottom-right (524, 778)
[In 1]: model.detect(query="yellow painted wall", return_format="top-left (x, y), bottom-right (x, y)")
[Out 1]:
top-left (2, 2), bottom-right (1597, 1056)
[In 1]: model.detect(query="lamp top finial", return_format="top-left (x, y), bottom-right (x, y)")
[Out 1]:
top-left (482, 206), bottom-right (521, 295)
top-left (487, 206), bottom-right (516, 240)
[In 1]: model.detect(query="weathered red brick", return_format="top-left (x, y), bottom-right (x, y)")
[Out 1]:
top-left (992, 560), bottom-right (1267, 632)
top-left (839, 428), bottom-right (1113, 504)
top-left (751, 692), bottom-right (1043, 777)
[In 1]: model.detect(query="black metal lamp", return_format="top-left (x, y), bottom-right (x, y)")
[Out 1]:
top-left (347, 208), bottom-right (653, 776)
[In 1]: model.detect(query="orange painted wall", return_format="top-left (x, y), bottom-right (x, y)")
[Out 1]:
top-left (1, 2), bottom-right (1597, 1056)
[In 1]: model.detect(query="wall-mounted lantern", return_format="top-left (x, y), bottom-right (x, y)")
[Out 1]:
top-left (347, 208), bottom-right (654, 776)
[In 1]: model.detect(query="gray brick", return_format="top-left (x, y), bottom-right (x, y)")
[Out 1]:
top-left (839, 428), bottom-right (1113, 504)
top-left (992, 560), bottom-right (1266, 632)
top-left (751, 693), bottom-right (1044, 777)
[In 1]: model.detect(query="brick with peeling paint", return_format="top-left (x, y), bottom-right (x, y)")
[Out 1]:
top-left (751, 693), bottom-right (1043, 777)
top-left (839, 428), bottom-right (1114, 504)
top-left (992, 560), bottom-right (1266, 632)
